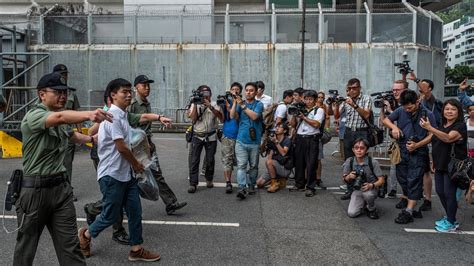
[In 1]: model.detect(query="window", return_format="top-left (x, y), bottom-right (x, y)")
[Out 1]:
top-left (455, 54), bottom-right (460, 58)
top-left (456, 44), bottom-right (461, 49)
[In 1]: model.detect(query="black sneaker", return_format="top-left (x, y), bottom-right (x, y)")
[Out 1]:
top-left (166, 202), bottom-right (187, 215)
top-left (419, 199), bottom-right (432, 211)
top-left (394, 210), bottom-right (414, 224)
top-left (84, 204), bottom-right (97, 225)
top-left (315, 180), bottom-right (327, 190)
top-left (387, 190), bottom-right (397, 199)
top-left (340, 192), bottom-right (352, 201)
top-left (112, 230), bottom-right (130, 245)
top-left (237, 188), bottom-right (248, 199)
top-left (248, 185), bottom-right (256, 195)
top-left (412, 210), bottom-right (423, 219)
top-left (206, 180), bottom-right (214, 188)
top-left (225, 183), bottom-right (233, 194)
top-left (187, 185), bottom-right (197, 193)
top-left (289, 186), bottom-right (305, 192)
top-left (395, 198), bottom-right (408, 209)
top-left (367, 209), bottom-right (379, 220)
top-left (305, 189), bottom-right (316, 197)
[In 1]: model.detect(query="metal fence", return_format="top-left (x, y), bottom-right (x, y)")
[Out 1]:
top-left (30, 4), bottom-right (443, 48)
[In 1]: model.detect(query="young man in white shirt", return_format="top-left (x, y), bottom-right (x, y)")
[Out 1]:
top-left (78, 78), bottom-right (161, 262)
top-left (289, 90), bottom-right (325, 197)
top-left (255, 80), bottom-right (273, 109)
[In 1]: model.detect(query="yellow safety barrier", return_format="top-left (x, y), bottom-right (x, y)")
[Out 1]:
top-left (0, 131), bottom-right (22, 158)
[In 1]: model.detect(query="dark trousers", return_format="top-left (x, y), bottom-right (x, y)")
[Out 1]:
top-left (14, 180), bottom-right (85, 266)
top-left (63, 143), bottom-right (76, 185)
top-left (396, 149), bottom-right (427, 201)
top-left (88, 176), bottom-right (143, 246)
top-left (343, 129), bottom-right (369, 193)
top-left (294, 135), bottom-right (319, 190)
top-left (435, 170), bottom-right (458, 224)
top-left (189, 137), bottom-right (217, 186)
top-left (150, 141), bottom-right (178, 206)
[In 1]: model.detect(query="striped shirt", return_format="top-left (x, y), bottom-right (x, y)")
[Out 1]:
top-left (342, 94), bottom-right (372, 130)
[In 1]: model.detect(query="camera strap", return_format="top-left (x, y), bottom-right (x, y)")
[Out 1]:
top-left (295, 107), bottom-right (317, 133)
top-left (349, 156), bottom-right (375, 177)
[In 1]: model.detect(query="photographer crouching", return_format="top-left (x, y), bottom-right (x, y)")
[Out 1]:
top-left (289, 90), bottom-right (325, 197)
top-left (256, 124), bottom-right (292, 193)
top-left (343, 138), bottom-right (385, 219)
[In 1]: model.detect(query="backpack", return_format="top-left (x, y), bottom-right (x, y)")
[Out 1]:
top-left (349, 156), bottom-right (387, 197)
top-left (262, 102), bottom-right (285, 130)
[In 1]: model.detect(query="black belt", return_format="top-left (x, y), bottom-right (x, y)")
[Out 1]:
top-left (194, 131), bottom-right (216, 138)
top-left (22, 173), bottom-right (67, 188)
top-left (346, 127), bottom-right (369, 132)
top-left (297, 134), bottom-right (318, 138)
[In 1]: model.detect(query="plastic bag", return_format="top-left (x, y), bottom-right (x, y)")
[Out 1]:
top-left (130, 128), bottom-right (152, 168)
top-left (136, 163), bottom-right (160, 201)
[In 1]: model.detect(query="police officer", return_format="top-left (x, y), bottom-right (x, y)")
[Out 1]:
top-left (53, 64), bottom-right (81, 200)
top-left (14, 72), bottom-right (111, 265)
top-left (129, 75), bottom-right (187, 214)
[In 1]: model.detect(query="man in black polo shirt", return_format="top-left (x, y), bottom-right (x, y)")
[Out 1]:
top-left (334, 78), bottom-right (373, 200)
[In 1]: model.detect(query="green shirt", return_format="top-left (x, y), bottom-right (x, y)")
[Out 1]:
top-left (129, 96), bottom-right (152, 135)
top-left (21, 103), bottom-right (70, 176)
top-left (65, 91), bottom-right (81, 111)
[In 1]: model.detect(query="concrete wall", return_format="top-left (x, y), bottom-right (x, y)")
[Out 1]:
top-left (28, 43), bottom-right (445, 118)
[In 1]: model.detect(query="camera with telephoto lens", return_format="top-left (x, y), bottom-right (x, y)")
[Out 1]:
top-left (265, 129), bottom-right (277, 151)
top-left (394, 52), bottom-right (413, 75)
top-left (287, 101), bottom-right (307, 116)
top-left (371, 91), bottom-right (396, 111)
top-left (352, 169), bottom-right (368, 191)
top-left (189, 89), bottom-right (204, 104)
top-left (326, 89), bottom-right (347, 105)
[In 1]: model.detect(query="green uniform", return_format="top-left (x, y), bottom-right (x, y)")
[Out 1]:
top-left (63, 91), bottom-right (81, 184)
top-left (15, 103), bottom-right (85, 265)
top-left (129, 96), bottom-right (178, 206)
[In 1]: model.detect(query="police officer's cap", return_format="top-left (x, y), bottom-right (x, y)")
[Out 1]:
top-left (37, 72), bottom-right (69, 91)
top-left (53, 64), bottom-right (68, 74)
top-left (134, 75), bottom-right (155, 86)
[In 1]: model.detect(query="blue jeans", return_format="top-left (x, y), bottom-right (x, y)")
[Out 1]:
top-left (235, 141), bottom-right (260, 188)
top-left (88, 176), bottom-right (143, 246)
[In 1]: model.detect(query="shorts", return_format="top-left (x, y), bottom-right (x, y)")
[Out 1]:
top-left (261, 159), bottom-right (291, 181)
top-left (221, 136), bottom-right (236, 171)
top-left (396, 149), bottom-right (427, 201)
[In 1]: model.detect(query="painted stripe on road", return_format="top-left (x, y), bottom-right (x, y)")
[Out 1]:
top-left (197, 182), bottom-right (340, 190)
top-left (404, 228), bottom-right (474, 235)
top-left (1, 215), bottom-right (239, 228)
top-left (154, 137), bottom-right (185, 141)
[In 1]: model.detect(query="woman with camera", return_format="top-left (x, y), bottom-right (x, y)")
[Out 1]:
top-left (342, 138), bottom-right (385, 219)
top-left (419, 99), bottom-right (467, 232)
top-left (256, 124), bottom-right (292, 193)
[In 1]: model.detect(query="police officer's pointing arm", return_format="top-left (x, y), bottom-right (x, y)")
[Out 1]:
top-left (45, 109), bottom-right (112, 128)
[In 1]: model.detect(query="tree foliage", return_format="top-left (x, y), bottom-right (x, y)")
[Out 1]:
top-left (445, 65), bottom-right (474, 84)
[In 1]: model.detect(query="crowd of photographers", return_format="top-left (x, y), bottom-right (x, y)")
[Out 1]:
top-left (3, 63), bottom-right (474, 264)
top-left (186, 74), bottom-right (474, 232)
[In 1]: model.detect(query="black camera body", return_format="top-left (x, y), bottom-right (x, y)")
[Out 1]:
top-left (217, 91), bottom-right (241, 105)
top-left (265, 129), bottom-right (278, 151)
top-left (287, 101), bottom-right (307, 116)
top-left (371, 91), bottom-right (396, 110)
top-left (394, 60), bottom-right (413, 76)
top-left (189, 89), bottom-right (204, 104)
top-left (353, 169), bottom-right (367, 191)
top-left (326, 89), bottom-right (347, 105)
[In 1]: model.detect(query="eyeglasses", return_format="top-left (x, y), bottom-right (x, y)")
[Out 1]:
top-left (353, 145), bottom-right (366, 150)
top-left (43, 89), bottom-right (68, 96)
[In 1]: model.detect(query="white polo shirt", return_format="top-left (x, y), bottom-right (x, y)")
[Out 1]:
top-left (97, 104), bottom-right (132, 182)
top-left (297, 107), bottom-right (325, 135)
top-left (256, 94), bottom-right (273, 109)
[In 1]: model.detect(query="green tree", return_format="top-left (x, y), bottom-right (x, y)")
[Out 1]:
top-left (445, 65), bottom-right (474, 84)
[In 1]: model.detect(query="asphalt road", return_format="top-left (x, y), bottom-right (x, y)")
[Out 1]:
top-left (0, 133), bottom-right (473, 265)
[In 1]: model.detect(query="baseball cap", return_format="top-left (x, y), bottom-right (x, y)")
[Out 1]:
top-left (37, 72), bottom-right (69, 90)
top-left (134, 75), bottom-right (155, 86)
top-left (53, 64), bottom-right (68, 74)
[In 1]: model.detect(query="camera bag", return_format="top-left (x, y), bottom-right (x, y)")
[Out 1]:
top-left (448, 144), bottom-right (474, 190)
top-left (360, 112), bottom-right (384, 147)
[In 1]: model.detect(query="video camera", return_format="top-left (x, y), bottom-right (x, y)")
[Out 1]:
top-left (287, 101), bottom-right (307, 116)
top-left (394, 52), bottom-right (413, 76)
top-left (189, 89), bottom-right (204, 105)
top-left (325, 89), bottom-right (347, 105)
top-left (371, 91), bottom-right (396, 110)
top-left (216, 91), bottom-right (241, 105)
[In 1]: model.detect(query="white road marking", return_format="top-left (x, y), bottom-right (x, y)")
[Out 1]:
top-left (197, 182), bottom-right (340, 190)
top-left (404, 228), bottom-right (474, 235)
top-left (1, 215), bottom-right (239, 228)
top-left (154, 137), bottom-right (185, 141)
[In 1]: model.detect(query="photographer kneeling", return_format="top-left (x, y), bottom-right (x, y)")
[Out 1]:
top-left (257, 123), bottom-right (292, 193)
top-left (343, 138), bottom-right (385, 219)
